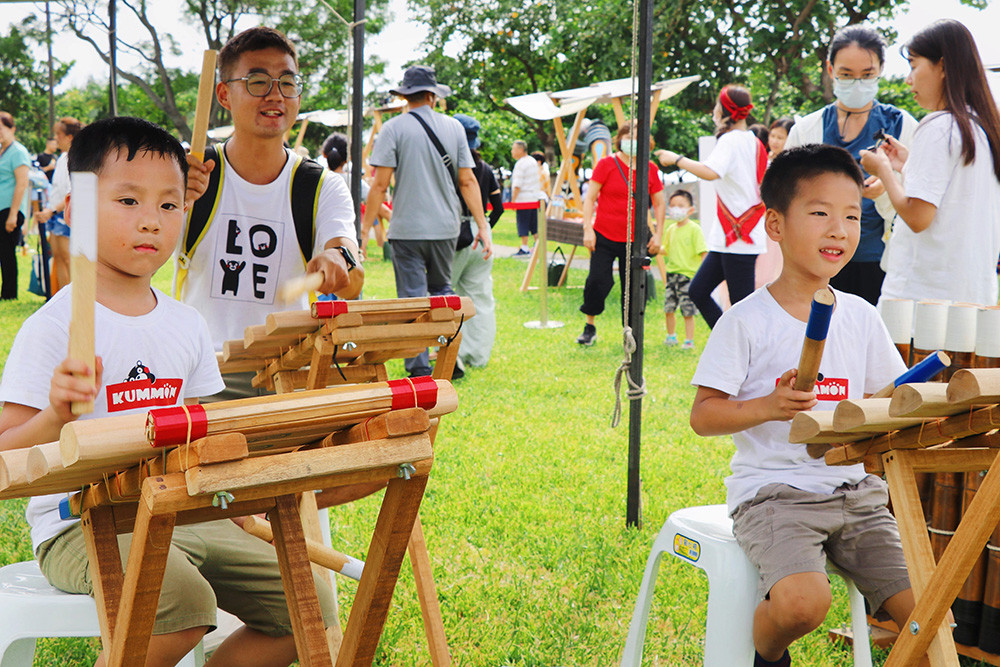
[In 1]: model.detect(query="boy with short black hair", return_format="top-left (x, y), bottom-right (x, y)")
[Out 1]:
top-left (0, 116), bottom-right (336, 667)
top-left (661, 189), bottom-right (706, 349)
top-left (689, 144), bottom-right (920, 666)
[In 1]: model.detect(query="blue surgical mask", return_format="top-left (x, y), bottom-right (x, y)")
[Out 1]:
top-left (833, 77), bottom-right (880, 110)
top-left (619, 139), bottom-right (638, 156)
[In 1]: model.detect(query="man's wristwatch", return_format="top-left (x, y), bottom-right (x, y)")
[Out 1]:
top-left (335, 245), bottom-right (357, 272)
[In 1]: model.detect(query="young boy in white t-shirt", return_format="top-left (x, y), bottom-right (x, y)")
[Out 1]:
top-left (0, 116), bottom-right (335, 666)
top-left (689, 144), bottom-right (922, 667)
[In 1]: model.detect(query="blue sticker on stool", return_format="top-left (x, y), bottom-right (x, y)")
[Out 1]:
top-left (673, 533), bottom-right (701, 562)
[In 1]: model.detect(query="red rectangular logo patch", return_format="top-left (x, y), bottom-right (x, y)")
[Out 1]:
top-left (814, 377), bottom-right (848, 401)
top-left (105, 378), bottom-right (183, 412)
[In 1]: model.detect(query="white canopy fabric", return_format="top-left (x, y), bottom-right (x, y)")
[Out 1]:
top-left (506, 74), bottom-right (700, 120)
top-left (297, 108), bottom-right (350, 127)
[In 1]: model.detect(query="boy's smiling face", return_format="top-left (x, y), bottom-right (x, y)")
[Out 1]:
top-left (89, 149), bottom-right (186, 282)
top-left (765, 172), bottom-right (861, 283)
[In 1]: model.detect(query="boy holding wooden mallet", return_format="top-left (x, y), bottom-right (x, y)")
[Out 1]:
top-left (0, 117), bottom-right (336, 667)
top-left (689, 144), bottom-right (924, 666)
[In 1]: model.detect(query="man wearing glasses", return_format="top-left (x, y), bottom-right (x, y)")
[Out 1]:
top-left (183, 27), bottom-right (363, 396)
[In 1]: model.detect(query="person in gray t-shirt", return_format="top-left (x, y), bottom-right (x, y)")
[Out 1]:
top-left (364, 65), bottom-right (492, 377)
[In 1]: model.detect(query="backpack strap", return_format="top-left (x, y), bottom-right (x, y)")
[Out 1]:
top-left (173, 144), bottom-right (224, 298)
top-left (288, 154), bottom-right (326, 265)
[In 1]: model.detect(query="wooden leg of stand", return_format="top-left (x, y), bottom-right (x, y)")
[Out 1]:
top-left (432, 335), bottom-right (460, 381)
top-left (887, 450), bottom-right (1000, 666)
top-left (409, 516), bottom-right (451, 665)
top-left (338, 475), bottom-right (428, 666)
top-left (519, 242), bottom-right (542, 293)
top-left (271, 494), bottom-right (334, 667)
top-left (299, 491), bottom-right (343, 660)
top-left (107, 499), bottom-right (176, 667)
top-left (883, 451), bottom-right (960, 667)
top-left (82, 506), bottom-right (124, 653)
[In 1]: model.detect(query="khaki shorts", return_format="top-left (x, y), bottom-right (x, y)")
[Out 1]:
top-left (37, 519), bottom-right (337, 637)
top-left (731, 475), bottom-right (911, 616)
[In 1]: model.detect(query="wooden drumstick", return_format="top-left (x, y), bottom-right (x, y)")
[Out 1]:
top-left (278, 271), bottom-right (324, 303)
top-left (242, 514), bottom-right (365, 580)
top-left (68, 172), bottom-right (98, 415)
top-left (869, 350), bottom-right (951, 399)
top-left (189, 49), bottom-right (218, 162)
top-left (794, 288), bottom-right (835, 392)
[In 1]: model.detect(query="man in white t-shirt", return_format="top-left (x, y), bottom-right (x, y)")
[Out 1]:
top-left (510, 140), bottom-right (543, 256)
top-left (690, 145), bottom-right (917, 667)
top-left (183, 27), bottom-right (363, 395)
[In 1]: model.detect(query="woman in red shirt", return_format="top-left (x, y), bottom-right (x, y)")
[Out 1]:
top-left (577, 121), bottom-right (666, 345)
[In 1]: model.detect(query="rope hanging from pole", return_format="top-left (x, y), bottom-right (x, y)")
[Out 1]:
top-left (610, 0), bottom-right (648, 428)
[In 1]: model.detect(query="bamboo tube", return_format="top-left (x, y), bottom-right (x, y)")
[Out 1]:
top-left (979, 521), bottom-right (1000, 653)
top-left (243, 515), bottom-right (364, 580)
top-left (831, 398), bottom-right (925, 433)
top-left (880, 298), bottom-right (914, 365)
top-left (954, 469), bottom-right (989, 647)
top-left (27, 442), bottom-right (63, 482)
top-left (0, 447), bottom-right (31, 490)
top-left (60, 379), bottom-right (457, 471)
top-left (789, 410), bottom-right (878, 444)
top-left (889, 383), bottom-right (966, 418)
top-left (264, 309), bottom-right (363, 336)
top-left (928, 473), bottom-right (962, 563)
top-left (188, 50), bottom-right (218, 162)
top-left (944, 303), bottom-right (978, 380)
top-left (912, 300), bottom-right (950, 364)
top-left (947, 368), bottom-right (1000, 404)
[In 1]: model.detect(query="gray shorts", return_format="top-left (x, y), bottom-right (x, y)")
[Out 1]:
top-left (663, 272), bottom-right (696, 317)
top-left (731, 475), bottom-right (911, 616)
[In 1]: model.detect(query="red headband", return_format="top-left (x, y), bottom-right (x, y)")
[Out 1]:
top-left (719, 87), bottom-right (753, 122)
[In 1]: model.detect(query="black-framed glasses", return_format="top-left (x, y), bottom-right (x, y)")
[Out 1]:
top-left (225, 72), bottom-right (303, 98)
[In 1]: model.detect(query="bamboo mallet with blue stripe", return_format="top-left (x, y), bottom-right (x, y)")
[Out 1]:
top-left (793, 288), bottom-right (835, 392)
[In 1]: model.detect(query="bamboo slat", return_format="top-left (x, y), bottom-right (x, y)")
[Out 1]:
top-left (948, 368), bottom-right (1000, 405)
top-left (788, 410), bottom-right (879, 445)
top-left (888, 383), bottom-right (967, 418)
top-left (832, 398), bottom-right (926, 432)
top-left (0, 447), bottom-right (31, 490)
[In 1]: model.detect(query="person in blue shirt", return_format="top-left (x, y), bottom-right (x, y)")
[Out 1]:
top-left (784, 24), bottom-right (919, 305)
top-left (0, 111), bottom-right (31, 300)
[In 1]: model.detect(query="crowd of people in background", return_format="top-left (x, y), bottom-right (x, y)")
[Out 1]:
top-left (2, 18), bottom-right (998, 361)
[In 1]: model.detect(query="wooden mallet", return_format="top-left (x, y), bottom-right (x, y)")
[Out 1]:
top-left (278, 271), bottom-right (324, 304)
top-left (242, 514), bottom-right (364, 580)
top-left (793, 288), bottom-right (835, 392)
top-left (189, 49), bottom-right (218, 162)
top-left (68, 172), bottom-right (98, 415)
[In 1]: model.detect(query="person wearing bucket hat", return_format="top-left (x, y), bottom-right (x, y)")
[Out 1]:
top-left (364, 65), bottom-right (492, 377)
top-left (450, 113), bottom-right (504, 370)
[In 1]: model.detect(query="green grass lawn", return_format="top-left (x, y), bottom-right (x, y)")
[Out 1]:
top-left (0, 224), bottom-right (971, 666)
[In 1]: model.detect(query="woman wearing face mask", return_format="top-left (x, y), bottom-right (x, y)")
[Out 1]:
top-left (576, 121), bottom-right (666, 346)
top-left (656, 84), bottom-right (767, 329)
top-left (784, 24), bottom-right (918, 305)
top-left (861, 19), bottom-right (1000, 307)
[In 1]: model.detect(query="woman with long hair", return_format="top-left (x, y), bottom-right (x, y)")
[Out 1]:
top-left (0, 111), bottom-right (31, 299)
top-left (785, 25), bottom-right (919, 305)
top-left (656, 85), bottom-right (767, 328)
top-left (576, 121), bottom-right (666, 346)
top-left (861, 19), bottom-right (1000, 306)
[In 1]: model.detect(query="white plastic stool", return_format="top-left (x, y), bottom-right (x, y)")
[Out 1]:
top-left (621, 504), bottom-right (873, 667)
top-left (0, 560), bottom-right (202, 666)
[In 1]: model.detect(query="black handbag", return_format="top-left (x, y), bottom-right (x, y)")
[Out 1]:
top-left (548, 246), bottom-right (566, 286)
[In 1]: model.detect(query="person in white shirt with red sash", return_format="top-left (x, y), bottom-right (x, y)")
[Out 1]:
top-left (657, 85), bottom-right (768, 328)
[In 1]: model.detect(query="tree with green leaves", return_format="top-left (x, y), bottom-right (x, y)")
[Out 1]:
top-left (54, 0), bottom-right (390, 142)
top-left (0, 17), bottom-right (70, 152)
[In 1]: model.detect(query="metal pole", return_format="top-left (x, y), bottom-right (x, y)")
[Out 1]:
top-left (350, 0), bottom-right (365, 241)
top-left (45, 0), bottom-right (54, 131)
top-left (108, 0), bottom-right (117, 116)
top-left (626, 0), bottom-right (654, 528)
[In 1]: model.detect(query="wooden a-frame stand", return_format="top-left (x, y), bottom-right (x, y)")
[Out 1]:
top-left (219, 295), bottom-right (475, 665)
top-left (792, 368), bottom-right (1000, 665)
top-left (78, 431), bottom-right (433, 667)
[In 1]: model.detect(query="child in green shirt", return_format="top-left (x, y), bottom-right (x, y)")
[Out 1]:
top-left (662, 189), bottom-right (708, 349)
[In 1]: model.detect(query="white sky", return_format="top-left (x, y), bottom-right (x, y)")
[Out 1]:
top-left (0, 0), bottom-right (997, 102)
